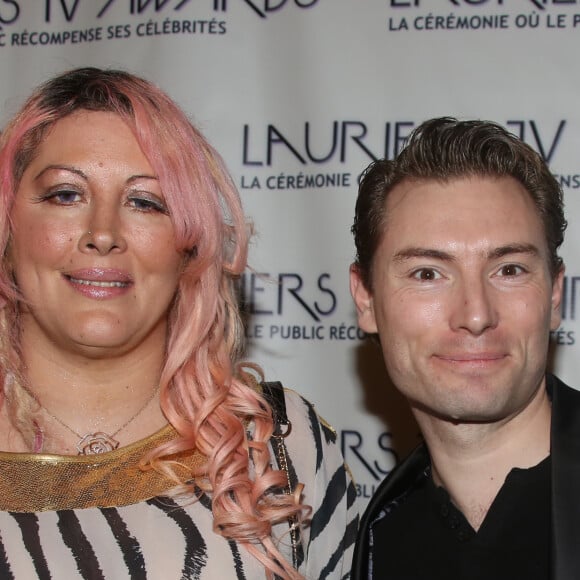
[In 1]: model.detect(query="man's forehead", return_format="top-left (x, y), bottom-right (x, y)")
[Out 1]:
top-left (384, 175), bottom-right (540, 223)
top-left (386, 174), bottom-right (522, 204)
top-left (379, 175), bottom-right (550, 258)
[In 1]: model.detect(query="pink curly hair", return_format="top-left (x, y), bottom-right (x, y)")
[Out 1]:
top-left (0, 68), bottom-right (305, 579)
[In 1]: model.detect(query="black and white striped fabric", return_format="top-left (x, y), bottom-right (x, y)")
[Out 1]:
top-left (0, 389), bottom-right (359, 579)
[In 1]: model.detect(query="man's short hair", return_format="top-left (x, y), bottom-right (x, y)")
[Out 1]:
top-left (352, 116), bottom-right (566, 289)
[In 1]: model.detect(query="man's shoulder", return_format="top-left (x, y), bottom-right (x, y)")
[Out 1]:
top-left (549, 373), bottom-right (580, 444)
top-left (546, 373), bottom-right (580, 393)
top-left (549, 373), bottom-right (580, 417)
top-left (360, 444), bottom-right (430, 525)
top-left (351, 444), bottom-right (430, 579)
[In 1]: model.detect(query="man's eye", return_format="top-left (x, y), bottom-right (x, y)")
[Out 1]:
top-left (412, 268), bottom-right (441, 281)
top-left (498, 264), bottom-right (525, 277)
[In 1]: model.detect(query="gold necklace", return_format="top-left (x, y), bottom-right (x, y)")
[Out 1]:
top-left (21, 383), bottom-right (161, 455)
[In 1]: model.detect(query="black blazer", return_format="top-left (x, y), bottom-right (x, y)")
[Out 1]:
top-left (351, 374), bottom-right (580, 580)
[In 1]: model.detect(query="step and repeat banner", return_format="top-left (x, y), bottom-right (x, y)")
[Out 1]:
top-left (0, 0), bottom-right (578, 504)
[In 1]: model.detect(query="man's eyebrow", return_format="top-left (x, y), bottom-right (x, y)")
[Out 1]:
top-left (487, 243), bottom-right (540, 260)
top-left (393, 243), bottom-right (541, 264)
top-left (393, 248), bottom-right (456, 263)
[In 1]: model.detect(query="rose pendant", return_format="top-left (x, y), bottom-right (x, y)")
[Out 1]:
top-left (77, 432), bottom-right (120, 455)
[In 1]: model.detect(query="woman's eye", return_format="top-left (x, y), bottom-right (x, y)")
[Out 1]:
top-left (39, 189), bottom-right (81, 205)
top-left (412, 268), bottom-right (441, 281)
top-left (128, 195), bottom-right (168, 215)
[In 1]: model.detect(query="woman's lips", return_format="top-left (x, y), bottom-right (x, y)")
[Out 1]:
top-left (63, 269), bottom-right (133, 299)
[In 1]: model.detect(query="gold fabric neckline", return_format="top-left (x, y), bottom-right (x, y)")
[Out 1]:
top-left (0, 425), bottom-right (206, 512)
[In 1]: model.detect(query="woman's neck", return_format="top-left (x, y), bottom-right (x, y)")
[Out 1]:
top-left (10, 328), bottom-right (169, 454)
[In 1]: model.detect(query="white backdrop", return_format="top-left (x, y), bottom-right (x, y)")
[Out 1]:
top-left (0, 0), bottom-right (578, 503)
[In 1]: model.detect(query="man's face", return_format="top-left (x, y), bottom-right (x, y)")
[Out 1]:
top-left (351, 176), bottom-right (563, 424)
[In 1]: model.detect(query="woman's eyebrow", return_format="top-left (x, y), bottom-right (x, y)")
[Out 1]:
top-left (34, 164), bottom-right (87, 181)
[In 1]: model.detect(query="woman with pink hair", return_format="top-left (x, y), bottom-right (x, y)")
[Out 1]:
top-left (0, 67), bottom-right (358, 579)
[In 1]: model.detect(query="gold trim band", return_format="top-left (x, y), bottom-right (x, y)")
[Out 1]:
top-left (0, 426), bottom-right (205, 512)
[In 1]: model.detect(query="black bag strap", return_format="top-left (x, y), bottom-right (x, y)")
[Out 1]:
top-left (260, 381), bottom-right (302, 570)
top-left (261, 381), bottom-right (290, 434)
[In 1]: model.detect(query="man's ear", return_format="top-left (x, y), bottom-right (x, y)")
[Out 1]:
top-left (550, 265), bottom-right (565, 331)
top-left (349, 264), bottom-right (378, 333)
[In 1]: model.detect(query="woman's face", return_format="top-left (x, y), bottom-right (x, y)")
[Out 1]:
top-left (9, 110), bottom-right (183, 358)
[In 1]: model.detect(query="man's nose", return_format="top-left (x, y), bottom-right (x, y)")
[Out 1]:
top-left (449, 275), bottom-right (499, 336)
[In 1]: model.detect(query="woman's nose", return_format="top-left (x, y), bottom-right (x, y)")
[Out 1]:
top-left (78, 203), bottom-right (127, 255)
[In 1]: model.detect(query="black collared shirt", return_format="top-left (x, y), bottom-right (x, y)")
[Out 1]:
top-left (370, 456), bottom-right (550, 579)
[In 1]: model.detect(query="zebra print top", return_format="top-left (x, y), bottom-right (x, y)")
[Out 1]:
top-left (0, 388), bottom-right (359, 579)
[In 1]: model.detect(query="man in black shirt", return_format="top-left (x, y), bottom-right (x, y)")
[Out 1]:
top-left (349, 117), bottom-right (580, 579)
